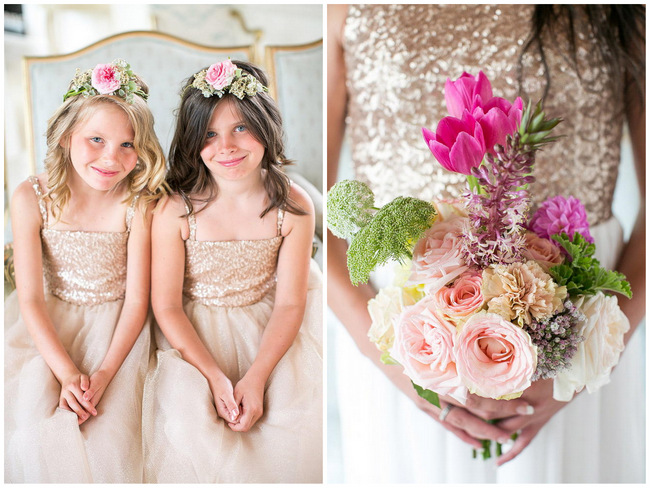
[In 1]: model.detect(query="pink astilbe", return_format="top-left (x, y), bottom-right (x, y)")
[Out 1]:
top-left (460, 133), bottom-right (535, 269)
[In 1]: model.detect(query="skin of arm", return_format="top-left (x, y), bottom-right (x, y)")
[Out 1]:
top-left (494, 68), bottom-right (646, 466)
top-left (80, 203), bottom-right (154, 420)
top-left (229, 183), bottom-right (316, 432)
top-left (326, 4), bottom-right (531, 449)
top-left (11, 178), bottom-right (97, 424)
top-left (150, 196), bottom-right (239, 423)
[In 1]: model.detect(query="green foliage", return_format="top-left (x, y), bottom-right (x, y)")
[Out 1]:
top-left (550, 232), bottom-right (632, 298)
top-left (347, 197), bottom-right (437, 285)
top-left (518, 100), bottom-right (563, 148)
top-left (326, 180), bottom-right (376, 239)
top-left (412, 381), bottom-right (440, 408)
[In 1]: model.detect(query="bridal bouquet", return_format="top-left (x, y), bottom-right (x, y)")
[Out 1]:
top-left (328, 72), bottom-right (631, 453)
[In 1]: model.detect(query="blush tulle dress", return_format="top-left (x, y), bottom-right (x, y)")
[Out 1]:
top-left (143, 207), bottom-right (323, 483)
top-left (4, 176), bottom-right (151, 483)
top-left (331, 4), bottom-right (645, 483)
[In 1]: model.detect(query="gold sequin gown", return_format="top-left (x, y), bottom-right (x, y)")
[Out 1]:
top-left (332, 4), bottom-right (644, 483)
top-left (4, 176), bottom-right (151, 483)
top-left (143, 207), bottom-right (323, 483)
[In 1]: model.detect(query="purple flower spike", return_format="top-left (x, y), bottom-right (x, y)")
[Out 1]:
top-left (529, 195), bottom-right (594, 243)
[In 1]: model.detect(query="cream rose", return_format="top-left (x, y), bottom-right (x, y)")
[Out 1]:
top-left (407, 216), bottom-right (469, 294)
top-left (553, 293), bottom-right (630, 401)
top-left (432, 272), bottom-right (485, 326)
top-left (455, 312), bottom-right (537, 399)
top-left (367, 287), bottom-right (415, 352)
top-left (390, 297), bottom-right (467, 403)
top-left (522, 232), bottom-right (564, 273)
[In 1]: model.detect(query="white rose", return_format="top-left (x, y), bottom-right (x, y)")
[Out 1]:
top-left (553, 293), bottom-right (630, 401)
top-left (367, 287), bottom-right (414, 352)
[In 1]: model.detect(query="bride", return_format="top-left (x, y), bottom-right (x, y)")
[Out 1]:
top-left (327, 4), bottom-right (645, 483)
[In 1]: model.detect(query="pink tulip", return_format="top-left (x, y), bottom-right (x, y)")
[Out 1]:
top-left (444, 71), bottom-right (493, 118)
top-left (474, 96), bottom-right (524, 154)
top-left (422, 110), bottom-right (486, 175)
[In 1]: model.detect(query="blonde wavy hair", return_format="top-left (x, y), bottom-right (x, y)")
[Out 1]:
top-left (44, 78), bottom-right (167, 221)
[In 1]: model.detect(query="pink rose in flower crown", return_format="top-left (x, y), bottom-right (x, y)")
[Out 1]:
top-left (391, 297), bottom-right (467, 403)
top-left (432, 271), bottom-right (485, 325)
top-left (529, 195), bottom-right (594, 244)
top-left (444, 71), bottom-right (493, 118)
top-left (454, 312), bottom-right (536, 399)
top-left (205, 59), bottom-right (238, 90)
top-left (91, 63), bottom-right (122, 95)
top-left (407, 216), bottom-right (469, 294)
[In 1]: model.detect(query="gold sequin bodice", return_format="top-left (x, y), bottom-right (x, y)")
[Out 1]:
top-left (183, 208), bottom-right (284, 307)
top-left (29, 176), bottom-right (135, 306)
top-left (343, 4), bottom-right (624, 225)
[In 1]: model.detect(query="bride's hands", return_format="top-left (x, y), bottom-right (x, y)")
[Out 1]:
top-left (433, 392), bottom-right (535, 449)
top-left (492, 378), bottom-right (568, 465)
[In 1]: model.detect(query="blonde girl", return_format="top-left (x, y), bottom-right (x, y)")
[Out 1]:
top-left (5, 60), bottom-right (166, 483)
top-left (144, 60), bottom-right (322, 483)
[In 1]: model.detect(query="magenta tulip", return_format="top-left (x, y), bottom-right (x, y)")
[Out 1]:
top-left (444, 71), bottom-right (493, 118)
top-left (423, 110), bottom-right (487, 175)
top-left (474, 96), bottom-right (524, 153)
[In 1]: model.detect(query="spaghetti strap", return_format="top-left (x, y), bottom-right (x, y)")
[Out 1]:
top-left (27, 176), bottom-right (48, 228)
top-left (125, 195), bottom-right (140, 233)
top-left (276, 207), bottom-right (285, 237)
top-left (185, 203), bottom-right (197, 241)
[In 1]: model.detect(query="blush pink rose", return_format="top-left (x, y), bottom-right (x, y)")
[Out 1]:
top-left (455, 312), bottom-right (536, 399)
top-left (205, 59), bottom-right (237, 90)
top-left (522, 231), bottom-right (564, 273)
top-left (407, 216), bottom-right (469, 294)
top-left (91, 64), bottom-right (122, 94)
top-left (390, 297), bottom-right (467, 403)
top-left (432, 272), bottom-right (485, 325)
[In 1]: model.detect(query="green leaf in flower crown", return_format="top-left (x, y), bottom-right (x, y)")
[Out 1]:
top-left (346, 196), bottom-right (436, 285)
top-left (550, 232), bottom-right (632, 298)
top-left (412, 381), bottom-right (440, 408)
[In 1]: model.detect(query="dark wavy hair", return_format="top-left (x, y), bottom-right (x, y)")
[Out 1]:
top-left (519, 5), bottom-right (645, 104)
top-left (166, 60), bottom-right (305, 218)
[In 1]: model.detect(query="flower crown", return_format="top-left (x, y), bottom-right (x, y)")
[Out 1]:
top-left (190, 59), bottom-right (267, 99)
top-left (63, 59), bottom-right (148, 104)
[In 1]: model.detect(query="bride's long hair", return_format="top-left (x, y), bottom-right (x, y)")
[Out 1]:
top-left (520, 5), bottom-right (645, 105)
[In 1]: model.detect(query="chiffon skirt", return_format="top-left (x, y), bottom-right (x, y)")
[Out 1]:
top-left (143, 262), bottom-right (323, 483)
top-left (332, 216), bottom-right (645, 483)
top-left (4, 293), bottom-right (152, 483)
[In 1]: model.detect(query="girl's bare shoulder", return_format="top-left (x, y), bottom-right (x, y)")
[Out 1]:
top-left (11, 173), bottom-right (47, 211)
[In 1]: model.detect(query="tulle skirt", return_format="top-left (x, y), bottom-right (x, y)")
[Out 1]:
top-left (331, 216), bottom-right (645, 483)
top-left (143, 263), bottom-right (323, 483)
top-left (4, 293), bottom-right (152, 483)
